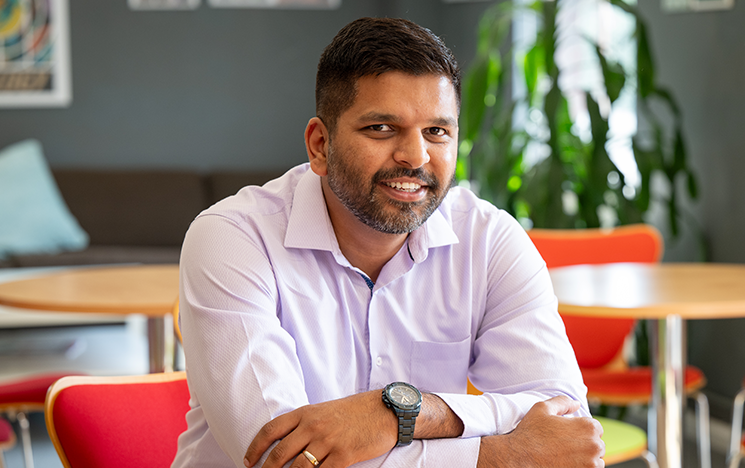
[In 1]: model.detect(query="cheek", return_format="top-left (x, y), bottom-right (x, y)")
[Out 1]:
top-left (430, 146), bottom-right (458, 174)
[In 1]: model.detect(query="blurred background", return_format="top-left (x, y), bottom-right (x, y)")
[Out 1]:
top-left (1, 0), bottom-right (744, 432)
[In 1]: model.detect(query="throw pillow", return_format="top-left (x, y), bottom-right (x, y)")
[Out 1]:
top-left (0, 139), bottom-right (89, 259)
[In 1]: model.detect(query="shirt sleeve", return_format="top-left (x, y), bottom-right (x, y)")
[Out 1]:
top-left (179, 214), bottom-right (482, 468)
top-left (434, 214), bottom-right (591, 438)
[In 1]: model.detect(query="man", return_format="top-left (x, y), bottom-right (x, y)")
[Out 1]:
top-left (173, 17), bottom-right (604, 468)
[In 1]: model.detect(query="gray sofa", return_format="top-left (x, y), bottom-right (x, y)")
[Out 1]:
top-left (0, 168), bottom-right (286, 268)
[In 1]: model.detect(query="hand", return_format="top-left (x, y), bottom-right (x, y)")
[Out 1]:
top-left (477, 396), bottom-right (605, 468)
top-left (243, 390), bottom-right (398, 468)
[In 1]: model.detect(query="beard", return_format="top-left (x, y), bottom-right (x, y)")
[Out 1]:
top-left (325, 144), bottom-right (455, 235)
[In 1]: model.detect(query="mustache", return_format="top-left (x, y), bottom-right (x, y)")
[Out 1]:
top-left (372, 167), bottom-right (452, 190)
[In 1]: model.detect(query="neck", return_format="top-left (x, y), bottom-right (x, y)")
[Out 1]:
top-left (321, 179), bottom-right (408, 283)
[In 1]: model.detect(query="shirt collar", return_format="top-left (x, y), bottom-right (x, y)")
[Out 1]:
top-left (284, 167), bottom-right (339, 252)
top-left (284, 167), bottom-right (459, 261)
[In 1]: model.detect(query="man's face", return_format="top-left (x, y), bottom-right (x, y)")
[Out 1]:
top-left (324, 72), bottom-right (459, 234)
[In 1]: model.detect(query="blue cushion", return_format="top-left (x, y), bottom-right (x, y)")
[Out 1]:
top-left (0, 140), bottom-right (89, 259)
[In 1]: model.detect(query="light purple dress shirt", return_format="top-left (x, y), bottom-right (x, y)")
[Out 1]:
top-left (172, 164), bottom-right (589, 468)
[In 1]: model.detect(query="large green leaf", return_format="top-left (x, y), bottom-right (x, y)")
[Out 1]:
top-left (596, 45), bottom-right (627, 104)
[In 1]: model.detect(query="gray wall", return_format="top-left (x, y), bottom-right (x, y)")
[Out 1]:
top-left (637, 2), bottom-right (745, 418)
top-left (0, 0), bottom-right (489, 171)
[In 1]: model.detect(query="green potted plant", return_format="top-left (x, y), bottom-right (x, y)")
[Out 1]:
top-left (457, 0), bottom-right (698, 239)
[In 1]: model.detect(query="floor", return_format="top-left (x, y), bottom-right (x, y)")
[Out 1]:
top-left (0, 322), bottom-right (736, 468)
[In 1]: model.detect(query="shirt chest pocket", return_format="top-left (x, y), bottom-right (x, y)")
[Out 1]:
top-left (409, 337), bottom-right (471, 394)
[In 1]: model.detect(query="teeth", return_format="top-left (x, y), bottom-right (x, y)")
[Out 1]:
top-left (385, 181), bottom-right (421, 192)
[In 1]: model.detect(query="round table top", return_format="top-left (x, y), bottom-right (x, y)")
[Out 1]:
top-left (0, 264), bottom-right (179, 317)
top-left (549, 262), bottom-right (745, 319)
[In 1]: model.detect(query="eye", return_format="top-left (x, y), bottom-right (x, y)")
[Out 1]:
top-left (427, 127), bottom-right (447, 137)
top-left (367, 124), bottom-right (393, 132)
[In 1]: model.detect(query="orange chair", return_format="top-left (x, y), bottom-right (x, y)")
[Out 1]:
top-left (173, 299), bottom-right (182, 345)
top-left (45, 372), bottom-right (189, 468)
top-left (728, 378), bottom-right (745, 468)
top-left (0, 372), bottom-right (83, 468)
top-left (0, 417), bottom-right (16, 468)
top-left (527, 224), bottom-right (710, 468)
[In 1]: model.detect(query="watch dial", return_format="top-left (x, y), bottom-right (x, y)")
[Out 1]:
top-left (390, 385), bottom-right (418, 405)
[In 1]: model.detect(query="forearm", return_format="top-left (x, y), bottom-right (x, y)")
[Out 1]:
top-left (475, 397), bottom-right (605, 468)
top-left (414, 393), bottom-right (464, 440)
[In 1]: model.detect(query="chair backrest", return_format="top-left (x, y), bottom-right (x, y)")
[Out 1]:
top-left (45, 372), bottom-right (189, 468)
top-left (173, 298), bottom-right (182, 344)
top-left (527, 224), bottom-right (663, 369)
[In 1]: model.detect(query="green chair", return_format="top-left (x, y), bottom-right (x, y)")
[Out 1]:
top-left (596, 416), bottom-right (657, 467)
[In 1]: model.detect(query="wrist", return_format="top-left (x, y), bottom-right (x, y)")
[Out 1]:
top-left (382, 382), bottom-right (422, 447)
top-left (415, 393), bottom-right (465, 439)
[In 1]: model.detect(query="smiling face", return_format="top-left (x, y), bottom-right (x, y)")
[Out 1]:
top-left (316, 71), bottom-right (459, 235)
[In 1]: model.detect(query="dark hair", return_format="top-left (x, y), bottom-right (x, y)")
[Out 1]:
top-left (315, 17), bottom-right (461, 134)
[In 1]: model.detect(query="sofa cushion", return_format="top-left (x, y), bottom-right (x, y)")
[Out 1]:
top-left (53, 170), bottom-right (208, 247)
top-left (0, 140), bottom-right (89, 260)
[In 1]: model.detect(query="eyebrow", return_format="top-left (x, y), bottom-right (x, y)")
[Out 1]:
top-left (357, 112), bottom-right (457, 128)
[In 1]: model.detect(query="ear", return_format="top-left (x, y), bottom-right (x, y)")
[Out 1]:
top-left (305, 117), bottom-right (330, 177)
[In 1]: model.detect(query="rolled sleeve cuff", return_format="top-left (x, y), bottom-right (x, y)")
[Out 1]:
top-left (433, 392), bottom-right (498, 438)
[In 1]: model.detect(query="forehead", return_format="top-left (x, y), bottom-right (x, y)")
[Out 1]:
top-left (340, 72), bottom-right (458, 125)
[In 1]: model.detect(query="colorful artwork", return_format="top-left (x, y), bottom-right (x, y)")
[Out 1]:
top-left (0, 0), bottom-right (71, 107)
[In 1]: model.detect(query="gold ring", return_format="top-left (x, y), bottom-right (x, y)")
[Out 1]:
top-left (303, 450), bottom-right (320, 467)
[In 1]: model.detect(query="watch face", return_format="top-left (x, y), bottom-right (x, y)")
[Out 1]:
top-left (389, 384), bottom-right (420, 407)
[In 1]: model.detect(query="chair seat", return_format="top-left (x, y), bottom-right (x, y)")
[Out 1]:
top-left (0, 418), bottom-right (13, 442)
top-left (0, 417), bottom-right (16, 451)
top-left (583, 365), bottom-right (705, 406)
top-left (0, 373), bottom-right (81, 410)
top-left (594, 416), bottom-right (648, 465)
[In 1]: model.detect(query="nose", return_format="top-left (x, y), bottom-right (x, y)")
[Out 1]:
top-left (393, 132), bottom-right (430, 169)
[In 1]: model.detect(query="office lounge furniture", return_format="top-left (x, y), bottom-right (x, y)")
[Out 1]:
top-left (45, 372), bottom-right (189, 468)
top-left (0, 372), bottom-right (82, 468)
top-left (528, 224), bottom-right (710, 468)
top-left (0, 417), bottom-right (16, 468)
top-left (550, 261), bottom-right (745, 468)
top-left (728, 378), bottom-right (745, 468)
top-left (1, 169), bottom-right (285, 269)
top-left (0, 265), bottom-right (179, 373)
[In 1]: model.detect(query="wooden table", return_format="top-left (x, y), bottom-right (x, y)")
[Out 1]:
top-left (550, 262), bottom-right (745, 468)
top-left (0, 265), bottom-right (179, 373)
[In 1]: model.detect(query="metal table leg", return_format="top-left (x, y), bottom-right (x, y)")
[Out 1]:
top-left (147, 314), bottom-right (174, 373)
top-left (648, 315), bottom-right (685, 468)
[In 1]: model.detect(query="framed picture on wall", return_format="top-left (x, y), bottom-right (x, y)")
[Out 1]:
top-left (662, 0), bottom-right (734, 11)
top-left (208, 0), bottom-right (339, 8)
top-left (0, 0), bottom-right (72, 108)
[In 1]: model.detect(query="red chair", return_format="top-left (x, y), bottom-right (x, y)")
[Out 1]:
top-left (45, 371), bottom-right (189, 468)
top-left (0, 372), bottom-right (82, 468)
top-left (728, 378), bottom-right (745, 468)
top-left (0, 417), bottom-right (16, 468)
top-left (527, 224), bottom-right (710, 468)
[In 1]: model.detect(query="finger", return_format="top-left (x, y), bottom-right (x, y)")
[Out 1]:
top-left (289, 448), bottom-right (324, 468)
top-left (539, 395), bottom-right (582, 416)
top-left (244, 412), bottom-right (302, 467)
top-left (259, 433), bottom-right (313, 468)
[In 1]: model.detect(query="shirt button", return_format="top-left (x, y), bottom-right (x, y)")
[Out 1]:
top-left (376, 357), bottom-right (383, 366)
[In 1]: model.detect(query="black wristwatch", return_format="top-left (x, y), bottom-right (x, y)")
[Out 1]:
top-left (382, 381), bottom-right (422, 447)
